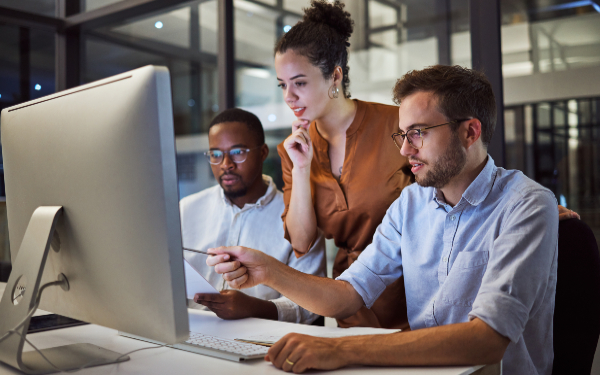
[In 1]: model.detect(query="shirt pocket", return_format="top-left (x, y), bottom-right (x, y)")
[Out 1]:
top-left (432, 251), bottom-right (489, 326)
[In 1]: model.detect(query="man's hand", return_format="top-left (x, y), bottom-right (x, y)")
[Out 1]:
top-left (558, 205), bottom-right (580, 221)
top-left (265, 333), bottom-right (350, 373)
top-left (194, 290), bottom-right (278, 320)
top-left (206, 246), bottom-right (274, 289)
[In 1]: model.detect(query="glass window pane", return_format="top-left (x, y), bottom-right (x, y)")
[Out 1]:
top-left (84, 0), bottom-right (125, 12)
top-left (502, 1), bottom-right (600, 244)
top-left (0, 0), bottom-right (55, 17)
top-left (84, 2), bottom-right (218, 137)
top-left (108, 7), bottom-right (191, 49)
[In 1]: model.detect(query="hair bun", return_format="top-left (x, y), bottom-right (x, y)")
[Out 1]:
top-left (303, 0), bottom-right (354, 42)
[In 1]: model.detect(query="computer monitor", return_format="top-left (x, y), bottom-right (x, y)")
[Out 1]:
top-left (0, 66), bottom-right (189, 374)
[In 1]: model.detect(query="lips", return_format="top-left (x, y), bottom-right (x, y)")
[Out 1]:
top-left (291, 107), bottom-right (306, 118)
top-left (220, 174), bottom-right (240, 186)
top-left (409, 159), bottom-right (426, 174)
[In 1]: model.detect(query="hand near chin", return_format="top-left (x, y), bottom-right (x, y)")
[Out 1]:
top-left (206, 246), bottom-right (271, 289)
top-left (284, 119), bottom-right (313, 170)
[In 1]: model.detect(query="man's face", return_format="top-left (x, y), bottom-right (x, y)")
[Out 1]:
top-left (397, 91), bottom-right (467, 189)
top-left (208, 121), bottom-right (266, 199)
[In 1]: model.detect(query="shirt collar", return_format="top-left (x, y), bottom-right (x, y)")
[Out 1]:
top-left (430, 155), bottom-right (497, 208)
top-left (460, 155), bottom-right (497, 206)
top-left (219, 174), bottom-right (277, 209)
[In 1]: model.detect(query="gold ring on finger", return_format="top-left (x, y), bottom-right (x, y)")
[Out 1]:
top-left (285, 358), bottom-right (295, 366)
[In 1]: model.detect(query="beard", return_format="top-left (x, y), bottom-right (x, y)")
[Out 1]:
top-left (220, 173), bottom-right (249, 199)
top-left (415, 131), bottom-right (467, 189)
top-left (223, 186), bottom-right (248, 199)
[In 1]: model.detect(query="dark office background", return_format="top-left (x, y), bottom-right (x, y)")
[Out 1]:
top-left (0, 0), bottom-right (599, 278)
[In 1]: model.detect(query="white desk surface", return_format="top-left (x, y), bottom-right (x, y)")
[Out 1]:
top-left (0, 282), bottom-right (495, 375)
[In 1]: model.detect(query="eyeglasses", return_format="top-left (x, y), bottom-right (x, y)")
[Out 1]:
top-left (204, 146), bottom-right (261, 165)
top-left (391, 119), bottom-right (471, 150)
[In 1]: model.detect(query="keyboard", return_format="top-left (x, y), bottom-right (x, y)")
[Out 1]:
top-left (119, 330), bottom-right (269, 362)
top-left (172, 332), bottom-right (269, 362)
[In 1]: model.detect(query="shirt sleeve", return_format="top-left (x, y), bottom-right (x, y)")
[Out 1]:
top-left (468, 188), bottom-right (558, 343)
top-left (277, 229), bottom-right (327, 323)
top-left (336, 196), bottom-right (405, 308)
top-left (276, 141), bottom-right (318, 258)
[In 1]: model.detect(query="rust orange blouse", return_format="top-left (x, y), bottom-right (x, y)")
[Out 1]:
top-left (277, 100), bottom-right (413, 328)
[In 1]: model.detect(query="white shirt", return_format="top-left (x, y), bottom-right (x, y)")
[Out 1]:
top-left (180, 175), bottom-right (326, 324)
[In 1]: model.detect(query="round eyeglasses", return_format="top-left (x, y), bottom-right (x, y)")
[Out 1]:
top-left (204, 146), bottom-right (262, 165)
top-left (391, 119), bottom-right (471, 150)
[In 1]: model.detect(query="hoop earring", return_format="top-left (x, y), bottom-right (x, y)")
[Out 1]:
top-left (328, 85), bottom-right (339, 99)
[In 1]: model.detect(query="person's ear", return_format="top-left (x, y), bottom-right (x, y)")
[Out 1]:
top-left (462, 118), bottom-right (482, 149)
top-left (260, 143), bottom-right (269, 162)
top-left (332, 66), bottom-right (343, 87)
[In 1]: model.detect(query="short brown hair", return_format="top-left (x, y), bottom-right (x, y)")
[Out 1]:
top-left (392, 65), bottom-right (497, 146)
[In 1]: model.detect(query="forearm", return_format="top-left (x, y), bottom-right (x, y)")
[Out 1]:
top-left (286, 166), bottom-right (318, 254)
top-left (342, 318), bottom-right (508, 367)
top-left (250, 298), bottom-right (278, 320)
top-left (264, 259), bottom-right (363, 319)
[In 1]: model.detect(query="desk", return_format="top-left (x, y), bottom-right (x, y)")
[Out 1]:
top-left (0, 282), bottom-right (498, 375)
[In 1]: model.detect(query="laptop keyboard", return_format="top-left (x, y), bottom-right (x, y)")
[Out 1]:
top-left (183, 332), bottom-right (269, 358)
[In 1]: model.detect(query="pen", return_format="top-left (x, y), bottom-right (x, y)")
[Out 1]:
top-left (183, 247), bottom-right (212, 256)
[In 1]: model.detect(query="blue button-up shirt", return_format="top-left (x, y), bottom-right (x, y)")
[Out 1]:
top-left (337, 156), bottom-right (558, 375)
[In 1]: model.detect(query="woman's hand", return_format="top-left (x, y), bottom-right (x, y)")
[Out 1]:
top-left (558, 205), bottom-right (580, 221)
top-left (283, 119), bottom-right (313, 170)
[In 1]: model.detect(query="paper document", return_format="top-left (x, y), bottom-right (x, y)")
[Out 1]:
top-left (236, 327), bottom-right (401, 346)
top-left (184, 258), bottom-right (219, 298)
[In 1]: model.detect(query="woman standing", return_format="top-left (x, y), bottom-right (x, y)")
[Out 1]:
top-left (275, 0), bottom-right (411, 329)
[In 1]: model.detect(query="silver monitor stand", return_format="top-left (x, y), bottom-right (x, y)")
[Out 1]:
top-left (0, 207), bottom-right (129, 374)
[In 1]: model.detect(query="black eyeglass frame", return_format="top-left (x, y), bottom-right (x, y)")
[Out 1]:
top-left (391, 118), bottom-right (472, 150)
top-left (203, 145), bottom-right (263, 165)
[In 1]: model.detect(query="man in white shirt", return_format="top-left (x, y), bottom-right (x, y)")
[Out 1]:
top-left (181, 108), bottom-right (325, 324)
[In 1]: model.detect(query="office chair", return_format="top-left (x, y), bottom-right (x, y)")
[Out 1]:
top-left (0, 260), bottom-right (10, 283)
top-left (552, 218), bottom-right (600, 375)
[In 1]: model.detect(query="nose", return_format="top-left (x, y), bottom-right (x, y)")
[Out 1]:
top-left (284, 86), bottom-right (298, 104)
top-left (399, 135), bottom-right (417, 158)
top-left (220, 152), bottom-right (235, 171)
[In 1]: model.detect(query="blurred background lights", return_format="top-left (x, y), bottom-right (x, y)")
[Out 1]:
top-left (283, 25), bottom-right (292, 33)
top-left (154, 21), bottom-right (163, 29)
top-left (34, 84), bottom-right (41, 91)
top-left (268, 114), bottom-right (277, 122)
top-left (187, 99), bottom-right (195, 107)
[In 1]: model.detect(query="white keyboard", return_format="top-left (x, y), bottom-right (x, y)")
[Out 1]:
top-left (171, 332), bottom-right (269, 362)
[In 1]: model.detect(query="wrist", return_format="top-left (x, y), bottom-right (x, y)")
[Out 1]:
top-left (292, 165), bottom-right (311, 178)
top-left (252, 299), bottom-right (278, 320)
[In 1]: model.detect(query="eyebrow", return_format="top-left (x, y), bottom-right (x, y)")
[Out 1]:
top-left (399, 123), bottom-right (428, 133)
top-left (276, 74), bottom-right (307, 81)
top-left (209, 144), bottom-right (247, 151)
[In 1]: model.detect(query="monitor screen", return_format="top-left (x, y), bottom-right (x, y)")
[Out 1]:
top-left (0, 66), bottom-right (189, 346)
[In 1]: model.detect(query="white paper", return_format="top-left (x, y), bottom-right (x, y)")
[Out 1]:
top-left (237, 327), bottom-right (401, 344)
top-left (184, 258), bottom-right (219, 298)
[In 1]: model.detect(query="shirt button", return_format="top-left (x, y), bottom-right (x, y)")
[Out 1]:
top-left (450, 215), bottom-right (456, 221)
top-left (442, 257), bottom-right (448, 263)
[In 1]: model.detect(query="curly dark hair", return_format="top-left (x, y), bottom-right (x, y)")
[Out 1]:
top-left (275, 0), bottom-right (354, 98)
top-left (393, 65), bottom-right (497, 147)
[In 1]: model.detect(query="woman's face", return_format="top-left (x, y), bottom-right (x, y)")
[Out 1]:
top-left (274, 50), bottom-right (335, 122)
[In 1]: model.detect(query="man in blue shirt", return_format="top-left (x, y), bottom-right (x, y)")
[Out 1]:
top-left (208, 65), bottom-right (558, 374)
